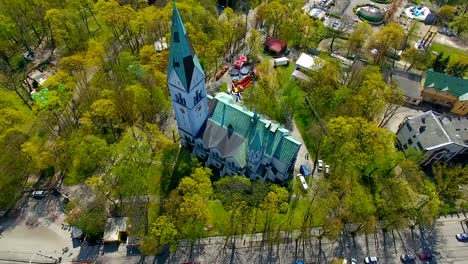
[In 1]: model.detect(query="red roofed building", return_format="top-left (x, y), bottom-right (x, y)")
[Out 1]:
top-left (264, 37), bottom-right (287, 56)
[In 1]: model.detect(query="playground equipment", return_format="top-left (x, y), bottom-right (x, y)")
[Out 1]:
top-left (232, 75), bottom-right (254, 93)
top-left (356, 5), bottom-right (385, 24)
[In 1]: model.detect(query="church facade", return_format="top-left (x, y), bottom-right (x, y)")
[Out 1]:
top-left (167, 3), bottom-right (301, 182)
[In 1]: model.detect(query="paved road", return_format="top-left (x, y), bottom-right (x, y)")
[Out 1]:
top-left (95, 214), bottom-right (468, 264)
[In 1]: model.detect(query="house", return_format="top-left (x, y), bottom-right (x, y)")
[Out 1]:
top-left (263, 37), bottom-right (287, 57)
top-left (422, 70), bottom-right (468, 116)
top-left (103, 217), bottom-right (128, 243)
top-left (292, 53), bottom-right (324, 81)
top-left (396, 111), bottom-right (468, 166)
top-left (382, 68), bottom-right (424, 105)
top-left (167, 3), bottom-right (301, 182)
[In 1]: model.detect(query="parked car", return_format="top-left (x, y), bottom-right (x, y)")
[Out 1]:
top-left (418, 252), bottom-right (433, 261)
top-left (306, 47), bottom-right (320, 56)
top-left (32, 190), bottom-right (45, 199)
top-left (456, 233), bottom-right (468, 242)
top-left (325, 165), bottom-right (330, 175)
top-left (364, 256), bottom-right (379, 264)
top-left (400, 254), bottom-right (416, 263)
top-left (273, 57), bottom-right (289, 67)
top-left (332, 20), bottom-right (341, 29)
top-left (300, 164), bottom-right (310, 177)
top-left (439, 26), bottom-right (455, 37)
top-left (317, 160), bottom-right (323, 171)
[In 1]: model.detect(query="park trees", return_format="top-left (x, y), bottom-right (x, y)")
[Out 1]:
top-left (347, 21), bottom-right (372, 56)
top-left (451, 13), bottom-right (468, 35)
top-left (368, 23), bottom-right (405, 65)
top-left (401, 46), bottom-right (431, 71)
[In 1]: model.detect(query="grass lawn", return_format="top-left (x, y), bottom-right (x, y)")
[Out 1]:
top-left (431, 43), bottom-right (468, 64)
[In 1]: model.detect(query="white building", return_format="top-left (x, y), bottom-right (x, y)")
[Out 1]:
top-left (292, 53), bottom-right (324, 81)
top-left (396, 111), bottom-right (468, 166)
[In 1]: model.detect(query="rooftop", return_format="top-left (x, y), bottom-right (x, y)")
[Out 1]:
top-left (202, 93), bottom-right (301, 168)
top-left (406, 111), bottom-right (468, 150)
top-left (382, 68), bottom-right (422, 99)
top-left (424, 70), bottom-right (468, 101)
top-left (103, 217), bottom-right (128, 242)
top-left (295, 53), bottom-right (325, 72)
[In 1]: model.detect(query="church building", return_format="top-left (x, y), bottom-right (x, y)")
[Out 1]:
top-left (167, 3), bottom-right (301, 182)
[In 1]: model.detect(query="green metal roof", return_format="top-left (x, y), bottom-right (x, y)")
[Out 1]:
top-left (209, 92), bottom-right (301, 165)
top-left (424, 70), bottom-right (468, 100)
top-left (167, 2), bottom-right (204, 92)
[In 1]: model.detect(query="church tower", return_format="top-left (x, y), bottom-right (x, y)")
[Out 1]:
top-left (167, 1), bottom-right (209, 146)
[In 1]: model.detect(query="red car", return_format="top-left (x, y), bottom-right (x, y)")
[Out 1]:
top-left (418, 252), bottom-right (433, 261)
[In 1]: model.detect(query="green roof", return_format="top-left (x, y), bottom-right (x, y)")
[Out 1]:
top-left (167, 2), bottom-right (204, 92)
top-left (424, 70), bottom-right (468, 100)
top-left (210, 93), bottom-right (301, 165)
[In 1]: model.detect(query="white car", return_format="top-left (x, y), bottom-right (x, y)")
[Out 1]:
top-left (317, 160), bottom-right (323, 171)
top-left (32, 190), bottom-right (45, 198)
top-left (364, 256), bottom-right (378, 264)
top-left (325, 165), bottom-right (330, 175)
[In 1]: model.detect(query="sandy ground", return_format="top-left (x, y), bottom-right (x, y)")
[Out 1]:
top-left (0, 195), bottom-right (80, 263)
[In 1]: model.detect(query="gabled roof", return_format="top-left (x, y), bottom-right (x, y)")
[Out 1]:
top-left (167, 2), bottom-right (204, 92)
top-left (424, 70), bottom-right (468, 100)
top-left (203, 93), bottom-right (301, 167)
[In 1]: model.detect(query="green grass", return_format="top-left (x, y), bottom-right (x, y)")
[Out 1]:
top-left (431, 43), bottom-right (468, 65)
top-left (220, 82), bottom-right (228, 93)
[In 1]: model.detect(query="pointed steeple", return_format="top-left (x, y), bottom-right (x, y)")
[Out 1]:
top-left (168, 1), bottom-right (205, 92)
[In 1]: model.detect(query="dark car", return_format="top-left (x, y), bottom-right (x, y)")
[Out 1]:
top-left (439, 27), bottom-right (455, 37)
top-left (300, 164), bottom-right (310, 176)
top-left (456, 233), bottom-right (468, 242)
top-left (306, 47), bottom-right (320, 56)
top-left (400, 254), bottom-right (416, 263)
top-left (418, 252), bottom-right (433, 261)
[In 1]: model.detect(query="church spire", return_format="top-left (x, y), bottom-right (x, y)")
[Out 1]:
top-left (168, 1), bottom-right (204, 92)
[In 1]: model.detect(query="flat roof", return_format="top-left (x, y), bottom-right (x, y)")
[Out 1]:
top-left (406, 111), bottom-right (450, 149)
top-left (103, 217), bottom-right (128, 242)
top-left (295, 53), bottom-right (324, 71)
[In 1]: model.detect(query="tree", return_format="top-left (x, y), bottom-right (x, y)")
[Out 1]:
top-left (446, 62), bottom-right (468, 78)
top-left (347, 21), bottom-right (372, 56)
top-left (65, 134), bottom-right (110, 183)
top-left (368, 23), bottom-right (405, 65)
top-left (432, 52), bottom-right (450, 73)
top-left (438, 5), bottom-right (457, 24)
top-left (434, 164), bottom-right (468, 206)
top-left (401, 46), bottom-right (431, 71)
top-left (69, 197), bottom-right (107, 241)
top-left (0, 129), bottom-right (30, 210)
top-left (451, 13), bottom-right (468, 35)
top-left (321, 116), bottom-right (398, 187)
top-left (149, 216), bottom-right (178, 252)
top-left (378, 82), bottom-right (404, 128)
top-left (164, 167), bottom-right (213, 240)
top-left (327, 15), bottom-right (354, 53)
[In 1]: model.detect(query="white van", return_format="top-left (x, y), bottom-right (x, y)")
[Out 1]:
top-left (298, 174), bottom-right (308, 191)
top-left (273, 57), bottom-right (289, 67)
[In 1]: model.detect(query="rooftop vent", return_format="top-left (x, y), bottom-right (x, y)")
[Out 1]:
top-left (419, 126), bottom-right (426, 134)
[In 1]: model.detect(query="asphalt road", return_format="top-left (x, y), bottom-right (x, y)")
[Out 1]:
top-left (95, 214), bottom-right (468, 264)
